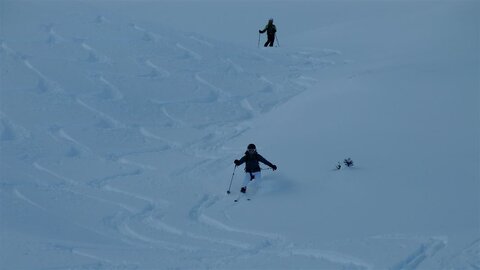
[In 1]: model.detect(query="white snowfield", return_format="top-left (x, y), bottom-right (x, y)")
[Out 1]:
top-left (0, 1), bottom-right (478, 269)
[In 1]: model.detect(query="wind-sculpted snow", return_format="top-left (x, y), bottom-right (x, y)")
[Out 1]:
top-left (1, 1), bottom-right (478, 269)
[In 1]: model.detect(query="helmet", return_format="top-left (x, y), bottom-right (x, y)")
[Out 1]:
top-left (247, 144), bottom-right (256, 150)
top-left (268, 18), bottom-right (274, 23)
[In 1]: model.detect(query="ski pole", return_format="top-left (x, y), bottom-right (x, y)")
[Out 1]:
top-left (227, 165), bottom-right (237, 194)
top-left (275, 35), bottom-right (280, 47)
top-left (257, 32), bottom-right (261, 48)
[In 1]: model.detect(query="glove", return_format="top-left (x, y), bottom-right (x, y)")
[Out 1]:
top-left (258, 30), bottom-right (262, 33)
top-left (271, 165), bottom-right (277, 171)
top-left (234, 159), bottom-right (241, 166)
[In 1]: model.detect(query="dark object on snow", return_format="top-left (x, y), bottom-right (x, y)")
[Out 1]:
top-left (335, 162), bottom-right (342, 170)
top-left (259, 18), bottom-right (277, 47)
top-left (344, 158), bottom-right (354, 167)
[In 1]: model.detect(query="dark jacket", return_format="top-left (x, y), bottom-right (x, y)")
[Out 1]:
top-left (237, 151), bottom-right (274, 173)
top-left (260, 23), bottom-right (277, 36)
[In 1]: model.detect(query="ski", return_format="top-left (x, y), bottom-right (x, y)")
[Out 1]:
top-left (234, 198), bottom-right (251, 202)
top-left (234, 194), bottom-right (251, 202)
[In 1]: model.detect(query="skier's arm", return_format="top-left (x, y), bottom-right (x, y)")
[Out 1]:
top-left (234, 156), bottom-right (246, 166)
top-left (257, 154), bottom-right (276, 170)
top-left (259, 26), bottom-right (267, 33)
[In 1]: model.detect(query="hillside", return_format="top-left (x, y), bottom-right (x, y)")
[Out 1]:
top-left (1, 1), bottom-right (479, 269)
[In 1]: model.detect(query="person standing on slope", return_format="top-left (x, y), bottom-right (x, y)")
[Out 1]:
top-left (259, 18), bottom-right (277, 47)
top-left (234, 144), bottom-right (277, 193)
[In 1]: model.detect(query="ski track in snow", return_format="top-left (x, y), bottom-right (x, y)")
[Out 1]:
top-left (390, 238), bottom-right (447, 270)
top-left (76, 98), bottom-right (126, 129)
top-left (117, 157), bottom-right (158, 170)
top-left (184, 194), bottom-right (288, 259)
top-left (189, 196), bottom-right (269, 236)
top-left (117, 222), bottom-right (200, 252)
top-left (1, 41), bottom-right (66, 93)
top-left (0, 111), bottom-right (31, 141)
top-left (43, 24), bottom-right (67, 45)
top-left (23, 59), bottom-right (64, 93)
top-left (185, 193), bottom-right (377, 267)
top-left (0, 41), bottom-right (17, 56)
top-left (130, 23), bottom-right (162, 42)
top-left (87, 169), bottom-right (142, 189)
top-left (224, 58), bottom-right (244, 73)
top-left (240, 98), bottom-right (258, 118)
top-left (96, 75), bottom-right (124, 100)
top-left (48, 126), bottom-right (93, 156)
top-left (31, 157), bottom-right (174, 232)
top-left (31, 162), bottom-right (150, 214)
top-left (144, 214), bottom-right (253, 251)
top-left (49, 242), bottom-right (141, 270)
top-left (139, 126), bottom-right (181, 149)
top-left (142, 59), bottom-right (170, 78)
top-left (147, 101), bottom-right (191, 126)
top-left (442, 239), bottom-right (480, 269)
top-left (72, 249), bottom-right (113, 264)
top-left (101, 193), bottom-right (237, 256)
top-left (290, 249), bottom-right (373, 270)
top-left (80, 42), bottom-right (110, 64)
top-left (33, 162), bottom-right (80, 186)
top-left (13, 188), bottom-right (48, 211)
top-left (94, 15), bottom-right (111, 24)
top-left (176, 43), bottom-right (202, 60)
top-left (32, 166), bottom-right (184, 256)
top-left (189, 35), bottom-right (214, 48)
top-left (195, 73), bottom-right (231, 102)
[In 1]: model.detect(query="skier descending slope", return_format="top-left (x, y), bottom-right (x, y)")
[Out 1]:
top-left (234, 144), bottom-right (277, 194)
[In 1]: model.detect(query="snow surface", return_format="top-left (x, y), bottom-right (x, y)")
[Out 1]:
top-left (1, 0), bottom-right (479, 269)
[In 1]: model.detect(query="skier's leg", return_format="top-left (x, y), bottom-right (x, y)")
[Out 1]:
top-left (242, 173), bottom-right (253, 187)
top-left (253, 171), bottom-right (262, 182)
top-left (265, 36), bottom-right (275, 47)
top-left (241, 172), bottom-right (260, 193)
top-left (240, 173), bottom-right (250, 192)
top-left (248, 172), bottom-right (261, 188)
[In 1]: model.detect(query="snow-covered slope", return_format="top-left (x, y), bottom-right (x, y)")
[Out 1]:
top-left (1, 1), bottom-right (479, 269)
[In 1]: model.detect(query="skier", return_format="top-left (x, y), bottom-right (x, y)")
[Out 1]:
top-left (259, 18), bottom-right (277, 47)
top-left (234, 144), bottom-right (277, 193)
